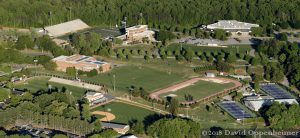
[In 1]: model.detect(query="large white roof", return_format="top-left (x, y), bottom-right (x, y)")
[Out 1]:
top-left (207, 20), bottom-right (259, 30)
top-left (126, 25), bottom-right (148, 31)
top-left (44, 19), bottom-right (90, 37)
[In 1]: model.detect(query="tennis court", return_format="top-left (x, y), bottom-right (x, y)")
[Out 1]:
top-left (218, 101), bottom-right (254, 120)
top-left (261, 84), bottom-right (293, 99)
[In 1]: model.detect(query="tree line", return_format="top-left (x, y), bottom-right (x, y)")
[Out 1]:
top-left (0, 0), bottom-right (299, 30)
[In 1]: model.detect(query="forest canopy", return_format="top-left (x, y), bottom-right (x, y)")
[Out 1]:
top-left (0, 0), bottom-right (299, 29)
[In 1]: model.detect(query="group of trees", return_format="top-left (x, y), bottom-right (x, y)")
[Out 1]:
top-left (66, 67), bottom-right (99, 78)
top-left (128, 86), bottom-right (148, 98)
top-left (257, 39), bottom-right (300, 88)
top-left (0, 47), bottom-right (32, 64)
top-left (261, 102), bottom-right (300, 129)
top-left (71, 32), bottom-right (113, 56)
top-left (0, 86), bottom-right (101, 136)
top-left (0, 0), bottom-right (299, 30)
top-left (16, 35), bottom-right (68, 57)
top-left (147, 118), bottom-right (201, 138)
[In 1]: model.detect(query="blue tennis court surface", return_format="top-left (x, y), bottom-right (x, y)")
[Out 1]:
top-left (261, 84), bottom-right (293, 99)
top-left (218, 101), bottom-right (253, 120)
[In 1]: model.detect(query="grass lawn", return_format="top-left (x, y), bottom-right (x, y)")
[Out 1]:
top-left (0, 88), bottom-right (10, 102)
top-left (0, 64), bottom-right (11, 73)
top-left (14, 77), bottom-right (86, 98)
top-left (160, 81), bottom-right (235, 102)
top-left (91, 102), bottom-right (157, 124)
top-left (81, 65), bottom-right (187, 95)
top-left (185, 104), bottom-right (255, 129)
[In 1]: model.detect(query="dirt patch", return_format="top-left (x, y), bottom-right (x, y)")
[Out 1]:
top-left (91, 111), bottom-right (116, 121)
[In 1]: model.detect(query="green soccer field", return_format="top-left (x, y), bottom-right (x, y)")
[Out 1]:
top-left (160, 80), bottom-right (235, 102)
top-left (0, 88), bottom-right (10, 102)
top-left (80, 65), bottom-right (187, 95)
top-left (14, 77), bottom-right (86, 98)
top-left (91, 102), bottom-right (157, 124)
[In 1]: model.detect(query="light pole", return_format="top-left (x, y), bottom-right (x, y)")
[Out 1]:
top-left (106, 108), bottom-right (111, 123)
top-left (242, 110), bottom-right (244, 126)
top-left (68, 7), bottom-right (72, 21)
top-left (34, 59), bottom-right (38, 76)
top-left (186, 105), bottom-right (190, 118)
top-left (180, 42), bottom-right (183, 51)
top-left (113, 74), bottom-right (116, 92)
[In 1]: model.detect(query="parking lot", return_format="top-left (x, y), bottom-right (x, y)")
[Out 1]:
top-left (174, 37), bottom-right (257, 46)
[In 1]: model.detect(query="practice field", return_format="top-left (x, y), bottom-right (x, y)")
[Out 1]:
top-left (91, 102), bottom-right (157, 124)
top-left (81, 65), bottom-right (186, 95)
top-left (14, 77), bottom-right (86, 98)
top-left (0, 88), bottom-right (10, 102)
top-left (159, 80), bottom-right (235, 102)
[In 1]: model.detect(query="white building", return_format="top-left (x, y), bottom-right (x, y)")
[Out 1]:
top-left (205, 72), bottom-right (215, 78)
top-left (206, 20), bottom-right (259, 33)
top-left (85, 92), bottom-right (107, 106)
top-left (244, 95), bottom-right (298, 111)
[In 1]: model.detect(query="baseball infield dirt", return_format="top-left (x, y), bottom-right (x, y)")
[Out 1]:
top-left (91, 111), bottom-right (116, 121)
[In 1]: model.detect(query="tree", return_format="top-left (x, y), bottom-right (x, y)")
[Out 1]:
top-left (43, 61), bottom-right (57, 71)
top-left (226, 53), bottom-right (236, 63)
top-left (216, 61), bottom-right (232, 72)
top-left (113, 38), bottom-right (123, 45)
top-left (147, 118), bottom-right (200, 138)
top-left (89, 129), bottom-right (118, 138)
top-left (82, 103), bottom-right (91, 121)
top-left (87, 69), bottom-right (98, 77)
top-left (15, 35), bottom-right (34, 50)
top-left (156, 30), bottom-right (176, 41)
top-left (168, 98), bottom-right (179, 115)
top-left (278, 53), bottom-right (286, 63)
top-left (66, 67), bottom-right (76, 77)
top-left (130, 120), bottom-right (145, 134)
top-left (250, 57), bottom-right (260, 66)
top-left (182, 48), bottom-right (194, 62)
top-left (253, 81), bottom-right (260, 92)
top-left (278, 33), bottom-right (288, 41)
top-left (212, 29), bottom-right (227, 40)
top-left (250, 27), bottom-right (264, 36)
top-left (89, 32), bottom-right (102, 53)
top-left (53, 134), bottom-right (68, 138)
top-left (0, 131), bottom-right (6, 137)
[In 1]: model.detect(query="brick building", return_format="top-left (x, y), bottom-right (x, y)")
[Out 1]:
top-left (52, 55), bottom-right (110, 72)
top-left (117, 25), bottom-right (155, 44)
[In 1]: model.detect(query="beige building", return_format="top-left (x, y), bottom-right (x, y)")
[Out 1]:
top-left (43, 19), bottom-right (90, 38)
top-left (85, 92), bottom-right (107, 106)
top-left (118, 25), bottom-right (155, 44)
top-left (52, 54), bottom-right (110, 72)
top-left (101, 122), bottom-right (130, 134)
